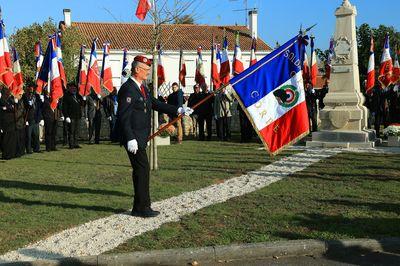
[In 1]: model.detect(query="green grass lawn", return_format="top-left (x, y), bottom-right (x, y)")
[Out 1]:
top-left (109, 151), bottom-right (400, 254)
top-left (0, 140), bottom-right (289, 254)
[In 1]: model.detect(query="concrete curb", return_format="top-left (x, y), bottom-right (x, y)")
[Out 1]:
top-left (2, 238), bottom-right (399, 266)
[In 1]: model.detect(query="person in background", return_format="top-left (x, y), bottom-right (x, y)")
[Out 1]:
top-left (15, 92), bottom-right (26, 157)
top-left (23, 86), bottom-right (43, 154)
top-left (103, 87), bottom-right (119, 142)
top-left (0, 89), bottom-right (17, 159)
top-left (42, 89), bottom-right (62, 152)
top-left (197, 83), bottom-right (213, 141)
top-left (187, 84), bottom-right (201, 137)
top-left (63, 83), bottom-right (83, 149)
top-left (167, 82), bottom-right (184, 144)
top-left (305, 82), bottom-right (318, 132)
top-left (214, 87), bottom-right (233, 141)
top-left (86, 91), bottom-right (102, 144)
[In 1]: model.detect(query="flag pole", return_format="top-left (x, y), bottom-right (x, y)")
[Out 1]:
top-left (210, 34), bottom-right (214, 91)
top-left (178, 47), bottom-right (182, 89)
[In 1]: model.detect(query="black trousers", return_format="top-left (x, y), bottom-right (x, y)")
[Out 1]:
top-left (217, 116), bottom-right (231, 141)
top-left (198, 114), bottom-right (212, 140)
top-left (126, 148), bottom-right (151, 211)
top-left (16, 128), bottom-right (26, 157)
top-left (1, 129), bottom-right (17, 160)
top-left (239, 111), bottom-right (253, 143)
top-left (63, 121), bottom-right (68, 145)
top-left (109, 116), bottom-right (117, 142)
top-left (89, 111), bottom-right (101, 143)
top-left (68, 119), bottom-right (80, 148)
top-left (309, 111), bottom-right (318, 132)
top-left (26, 123), bottom-right (40, 153)
top-left (44, 120), bottom-right (57, 151)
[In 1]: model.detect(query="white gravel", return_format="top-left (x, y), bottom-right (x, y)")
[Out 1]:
top-left (0, 148), bottom-right (342, 263)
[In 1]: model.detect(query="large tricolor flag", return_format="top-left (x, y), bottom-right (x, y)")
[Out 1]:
top-left (230, 34), bottom-right (309, 155)
top-left (250, 37), bottom-right (257, 66)
top-left (378, 34), bottom-right (393, 88)
top-left (232, 31), bottom-right (244, 76)
top-left (310, 37), bottom-right (318, 87)
top-left (38, 36), bottom-right (63, 110)
top-left (34, 41), bottom-right (44, 81)
top-left (136, 0), bottom-right (152, 21)
top-left (77, 45), bottom-right (88, 96)
top-left (0, 19), bottom-right (14, 90)
top-left (85, 38), bottom-right (101, 96)
top-left (195, 46), bottom-right (206, 86)
top-left (100, 42), bottom-right (114, 93)
top-left (392, 48), bottom-right (400, 84)
top-left (325, 37), bottom-right (334, 81)
top-left (220, 36), bottom-right (231, 84)
top-left (121, 47), bottom-right (129, 85)
top-left (54, 32), bottom-right (67, 88)
top-left (211, 41), bottom-right (221, 90)
top-left (366, 36), bottom-right (375, 94)
top-left (12, 47), bottom-right (23, 95)
top-left (157, 44), bottom-right (165, 88)
top-left (178, 48), bottom-right (186, 87)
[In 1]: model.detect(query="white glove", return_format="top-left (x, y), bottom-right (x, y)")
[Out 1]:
top-left (0, 129), bottom-right (2, 133)
top-left (14, 98), bottom-right (19, 103)
top-left (177, 106), bottom-right (194, 116)
top-left (39, 95), bottom-right (44, 102)
top-left (108, 116), bottom-right (112, 121)
top-left (39, 120), bottom-right (44, 126)
top-left (85, 118), bottom-right (89, 122)
top-left (66, 117), bottom-right (71, 123)
top-left (26, 121), bottom-right (29, 126)
top-left (394, 85), bottom-right (399, 92)
top-left (82, 96), bottom-right (87, 101)
top-left (60, 116), bottom-right (65, 122)
top-left (28, 100), bottom-right (33, 106)
top-left (311, 88), bottom-right (315, 94)
top-left (127, 139), bottom-right (138, 154)
top-left (97, 94), bottom-right (102, 99)
top-left (0, 92), bottom-right (2, 99)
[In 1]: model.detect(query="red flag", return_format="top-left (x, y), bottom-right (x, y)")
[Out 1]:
top-left (195, 46), bottom-right (206, 86)
top-left (220, 36), bottom-right (231, 84)
top-left (0, 21), bottom-right (14, 92)
top-left (100, 42), bottom-right (114, 92)
top-left (211, 41), bottom-right (221, 90)
top-left (366, 36), bottom-right (375, 94)
top-left (55, 32), bottom-right (67, 89)
top-left (392, 49), bottom-right (400, 84)
top-left (85, 39), bottom-right (101, 95)
top-left (378, 34), bottom-right (393, 88)
top-left (302, 50), bottom-right (310, 84)
top-left (157, 44), bottom-right (165, 88)
top-left (136, 0), bottom-right (152, 21)
top-left (78, 45), bottom-right (88, 96)
top-left (178, 48), bottom-right (186, 87)
top-left (310, 37), bottom-right (317, 87)
top-left (12, 47), bottom-right (23, 96)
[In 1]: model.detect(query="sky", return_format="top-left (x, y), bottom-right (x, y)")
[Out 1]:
top-left (1, 0), bottom-right (400, 50)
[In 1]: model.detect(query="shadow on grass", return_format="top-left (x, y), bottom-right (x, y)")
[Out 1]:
top-left (0, 192), bottom-right (126, 213)
top-left (0, 180), bottom-right (130, 197)
top-left (319, 199), bottom-right (400, 215)
top-left (23, 157), bottom-right (130, 168)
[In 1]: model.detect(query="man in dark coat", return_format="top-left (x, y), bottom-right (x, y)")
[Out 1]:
top-left (117, 55), bottom-right (193, 218)
top-left (23, 87), bottom-right (43, 154)
top-left (167, 82), bottom-right (184, 143)
top-left (103, 87), bottom-right (118, 142)
top-left (42, 90), bottom-right (62, 151)
top-left (305, 82), bottom-right (318, 132)
top-left (86, 91), bottom-right (102, 144)
top-left (14, 93), bottom-right (26, 157)
top-left (187, 84), bottom-right (201, 137)
top-left (63, 83), bottom-right (83, 149)
top-left (197, 84), bottom-right (213, 141)
top-left (0, 89), bottom-right (17, 159)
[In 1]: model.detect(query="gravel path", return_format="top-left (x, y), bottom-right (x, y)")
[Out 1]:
top-left (0, 148), bottom-right (341, 263)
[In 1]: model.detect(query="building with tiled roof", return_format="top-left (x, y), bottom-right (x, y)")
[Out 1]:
top-left (63, 9), bottom-right (272, 93)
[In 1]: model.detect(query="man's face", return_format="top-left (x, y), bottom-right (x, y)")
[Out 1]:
top-left (194, 86), bottom-right (200, 93)
top-left (134, 62), bottom-right (151, 81)
top-left (172, 85), bottom-right (179, 92)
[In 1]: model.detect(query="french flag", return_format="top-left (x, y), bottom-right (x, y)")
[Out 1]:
top-left (136, 0), bottom-right (152, 21)
top-left (231, 34), bottom-right (309, 155)
top-left (250, 37), bottom-right (257, 66)
top-left (77, 45), bottom-right (88, 96)
top-left (378, 34), bottom-right (393, 88)
top-left (85, 38), bottom-right (101, 96)
top-left (392, 49), bottom-right (400, 84)
top-left (325, 38), bottom-right (334, 81)
top-left (220, 36), bottom-right (231, 84)
top-left (232, 32), bottom-right (244, 76)
top-left (302, 49), bottom-right (310, 84)
top-left (38, 37), bottom-right (63, 110)
top-left (35, 41), bottom-right (45, 93)
top-left (100, 42), bottom-right (114, 93)
top-left (195, 46), bottom-right (206, 86)
top-left (0, 19), bottom-right (14, 90)
top-left (121, 47), bottom-right (129, 85)
top-left (366, 37), bottom-right (375, 95)
top-left (211, 41), bottom-right (221, 90)
top-left (310, 37), bottom-right (318, 87)
top-left (12, 47), bottom-right (23, 95)
top-left (179, 48), bottom-right (186, 87)
top-left (54, 32), bottom-right (67, 89)
top-left (157, 44), bottom-right (165, 87)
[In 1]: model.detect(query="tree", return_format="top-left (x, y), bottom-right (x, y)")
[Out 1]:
top-left (173, 14), bottom-right (195, 24)
top-left (9, 18), bottom-right (82, 87)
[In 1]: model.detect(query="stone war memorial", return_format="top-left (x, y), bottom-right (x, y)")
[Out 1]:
top-left (307, 0), bottom-right (377, 148)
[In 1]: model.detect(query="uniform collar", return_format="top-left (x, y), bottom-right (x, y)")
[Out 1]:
top-left (130, 76), bottom-right (143, 89)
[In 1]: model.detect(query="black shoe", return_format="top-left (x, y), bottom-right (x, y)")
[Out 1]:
top-left (69, 146), bottom-right (74, 149)
top-left (74, 145), bottom-right (82, 149)
top-left (131, 209), bottom-right (160, 218)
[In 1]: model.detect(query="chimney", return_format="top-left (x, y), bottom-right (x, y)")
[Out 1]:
top-left (63, 9), bottom-right (71, 27)
top-left (248, 9), bottom-right (258, 39)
